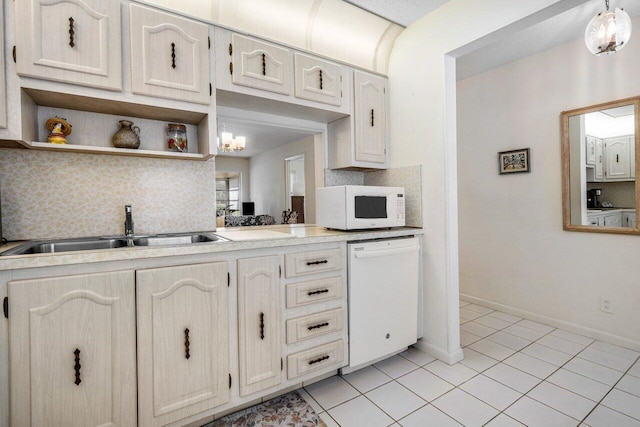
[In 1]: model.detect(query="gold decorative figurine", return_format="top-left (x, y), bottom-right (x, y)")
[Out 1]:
top-left (45, 117), bottom-right (72, 144)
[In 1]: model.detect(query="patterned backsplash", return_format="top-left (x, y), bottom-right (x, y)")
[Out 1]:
top-left (0, 148), bottom-right (216, 241)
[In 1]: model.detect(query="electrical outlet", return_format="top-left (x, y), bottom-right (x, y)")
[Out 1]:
top-left (600, 297), bottom-right (614, 314)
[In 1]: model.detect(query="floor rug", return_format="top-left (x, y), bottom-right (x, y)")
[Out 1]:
top-left (204, 391), bottom-right (327, 427)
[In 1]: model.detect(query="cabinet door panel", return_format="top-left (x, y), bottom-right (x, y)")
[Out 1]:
top-left (354, 70), bottom-right (387, 164)
top-left (136, 263), bottom-right (229, 427)
top-left (16, 0), bottom-right (122, 90)
top-left (231, 34), bottom-right (291, 95)
top-left (294, 53), bottom-right (343, 106)
top-left (605, 137), bottom-right (631, 180)
top-left (595, 138), bottom-right (604, 181)
top-left (130, 4), bottom-right (210, 104)
top-left (8, 271), bottom-right (136, 427)
top-left (237, 256), bottom-right (281, 396)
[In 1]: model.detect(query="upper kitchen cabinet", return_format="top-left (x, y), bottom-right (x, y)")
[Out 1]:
top-left (604, 136), bottom-right (632, 180)
top-left (328, 70), bottom-right (389, 169)
top-left (214, 28), bottom-right (351, 121)
top-left (15, 0), bottom-right (122, 91)
top-left (0, 0), bottom-right (6, 130)
top-left (129, 4), bottom-right (211, 105)
top-left (230, 33), bottom-right (291, 95)
top-left (294, 53), bottom-right (345, 107)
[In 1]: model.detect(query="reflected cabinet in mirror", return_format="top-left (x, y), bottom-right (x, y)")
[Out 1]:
top-left (562, 97), bottom-right (640, 234)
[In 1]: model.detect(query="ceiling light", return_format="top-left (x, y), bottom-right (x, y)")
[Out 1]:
top-left (217, 128), bottom-right (246, 153)
top-left (585, 0), bottom-right (632, 55)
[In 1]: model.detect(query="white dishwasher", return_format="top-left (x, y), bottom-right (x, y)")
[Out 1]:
top-left (346, 236), bottom-right (420, 371)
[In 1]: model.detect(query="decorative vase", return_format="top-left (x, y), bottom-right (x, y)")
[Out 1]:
top-left (112, 120), bottom-right (141, 149)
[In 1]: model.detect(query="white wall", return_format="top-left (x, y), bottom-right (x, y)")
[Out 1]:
top-left (250, 135), bottom-right (318, 224)
top-left (457, 16), bottom-right (640, 349)
top-left (388, 0), bottom-right (585, 362)
top-left (215, 156), bottom-right (251, 206)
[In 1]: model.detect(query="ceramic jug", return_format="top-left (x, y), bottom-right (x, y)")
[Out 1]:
top-left (112, 120), bottom-right (141, 149)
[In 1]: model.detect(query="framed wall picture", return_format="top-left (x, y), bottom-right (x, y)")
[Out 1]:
top-left (498, 148), bottom-right (530, 174)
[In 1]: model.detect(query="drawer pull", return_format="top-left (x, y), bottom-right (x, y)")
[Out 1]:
top-left (306, 260), bottom-right (328, 266)
top-left (308, 355), bottom-right (330, 365)
top-left (260, 312), bottom-right (265, 340)
top-left (307, 289), bottom-right (329, 296)
top-left (319, 70), bottom-right (323, 90)
top-left (73, 348), bottom-right (81, 385)
top-left (171, 43), bottom-right (176, 69)
top-left (371, 109), bottom-right (375, 127)
top-left (69, 17), bottom-right (75, 48)
top-left (184, 328), bottom-right (191, 360)
top-left (262, 53), bottom-right (266, 76)
top-left (308, 322), bottom-right (329, 331)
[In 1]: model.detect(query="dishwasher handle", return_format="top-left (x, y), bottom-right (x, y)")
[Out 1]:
top-left (353, 245), bottom-right (420, 259)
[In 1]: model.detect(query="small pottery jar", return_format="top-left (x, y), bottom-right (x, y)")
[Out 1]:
top-left (167, 123), bottom-right (187, 152)
top-left (112, 120), bottom-right (141, 149)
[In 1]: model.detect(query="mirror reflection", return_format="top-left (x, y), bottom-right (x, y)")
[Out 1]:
top-left (214, 113), bottom-right (324, 228)
top-left (564, 98), bottom-right (638, 232)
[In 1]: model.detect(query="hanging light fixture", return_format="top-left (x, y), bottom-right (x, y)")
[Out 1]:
top-left (585, 0), bottom-right (632, 55)
top-left (217, 124), bottom-right (246, 153)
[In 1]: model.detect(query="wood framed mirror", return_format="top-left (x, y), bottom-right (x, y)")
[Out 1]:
top-left (562, 97), bottom-right (640, 234)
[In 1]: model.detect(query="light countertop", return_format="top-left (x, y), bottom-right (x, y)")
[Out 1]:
top-left (0, 225), bottom-right (422, 271)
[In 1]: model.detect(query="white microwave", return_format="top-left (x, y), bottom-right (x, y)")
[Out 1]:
top-left (316, 185), bottom-right (405, 230)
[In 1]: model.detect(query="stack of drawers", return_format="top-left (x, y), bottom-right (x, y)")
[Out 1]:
top-left (283, 245), bottom-right (349, 380)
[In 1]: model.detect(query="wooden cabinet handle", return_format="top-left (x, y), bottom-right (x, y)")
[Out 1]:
top-left (308, 355), bottom-right (329, 365)
top-left (74, 348), bottom-right (81, 385)
top-left (307, 289), bottom-right (329, 296)
top-left (307, 322), bottom-right (329, 331)
top-left (319, 70), bottom-right (323, 90)
top-left (306, 260), bottom-right (328, 266)
top-left (371, 109), bottom-right (375, 127)
top-left (259, 312), bottom-right (265, 340)
top-left (171, 43), bottom-right (176, 69)
top-left (262, 53), bottom-right (266, 76)
top-left (69, 17), bottom-right (75, 48)
top-left (184, 328), bottom-right (190, 359)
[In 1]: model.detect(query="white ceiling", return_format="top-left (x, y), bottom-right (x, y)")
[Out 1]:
top-left (343, 0), bottom-right (450, 27)
top-left (216, 119), bottom-right (316, 158)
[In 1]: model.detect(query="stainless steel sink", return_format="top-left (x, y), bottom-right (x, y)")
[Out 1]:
top-left (0, 232), bottom-right (229, 256)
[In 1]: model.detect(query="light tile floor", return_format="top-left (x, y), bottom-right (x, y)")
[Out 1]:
top-left (298, 300), bottom-right (640, 426)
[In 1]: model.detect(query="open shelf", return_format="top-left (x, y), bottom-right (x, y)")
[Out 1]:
top-left (21, 141), bottom-right (208, 160)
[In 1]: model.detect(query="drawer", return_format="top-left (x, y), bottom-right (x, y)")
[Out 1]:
top-left (286, 276), bottom-right (343, 308)
top-left (287, 340), bottom-right (344, 380)
top-left (286, 308), bottom-right (343, 344)
top-left (285, 248), bottom-right (343, 278)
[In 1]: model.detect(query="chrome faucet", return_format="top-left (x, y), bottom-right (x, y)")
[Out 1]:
top-left (124, 205), bottom-right (134, 247)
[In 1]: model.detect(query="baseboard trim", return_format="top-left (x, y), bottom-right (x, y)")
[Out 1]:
top-left (414, 340), bottom-right (464, 365)
top-left (460, 293), bottom-right (640, 352)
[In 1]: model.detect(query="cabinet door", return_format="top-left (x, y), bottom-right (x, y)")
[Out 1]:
top-left (294, 53), bottom-right (344, 106)
top-left (0, 0), bottom-right (6, 129)
top-left (604, 213), bottom-right (622, 227)
top-left (237, 256), bottom-right (282, 396)
top-left (231, 33), bottom-right (291, 95)
top-left (595, 138), bottom-right (604, 181)
top-left (130, 4), bottom-right (210, 104)
top-left (586, 136), bottom-right (596, 165)
top-left (15, 0), bottom-right (122, 90)
top-left (136, 263), bottom-right (229, 427)
top-left (354, 70), bottom-right (387, 164)
top-left (8, 271), bottom-right (136, 427)
top-left (605, 137), bottom-right (631, 180)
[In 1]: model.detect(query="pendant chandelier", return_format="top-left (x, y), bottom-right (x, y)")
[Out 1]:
top-left (217, 123), bottom-right (246, 153)
top-left (585, 0), bottom-right (632, 55)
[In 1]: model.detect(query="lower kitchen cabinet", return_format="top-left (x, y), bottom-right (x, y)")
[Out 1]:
top-left (8, 270), bottom-right (137, 427)
top-left (136, 262), bottom-right (230, 427)
top-left (237, 255), bottom-right (282, 396)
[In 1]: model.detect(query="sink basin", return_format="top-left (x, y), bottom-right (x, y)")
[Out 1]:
top-left (0, 232), bottom-right (229, 256)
